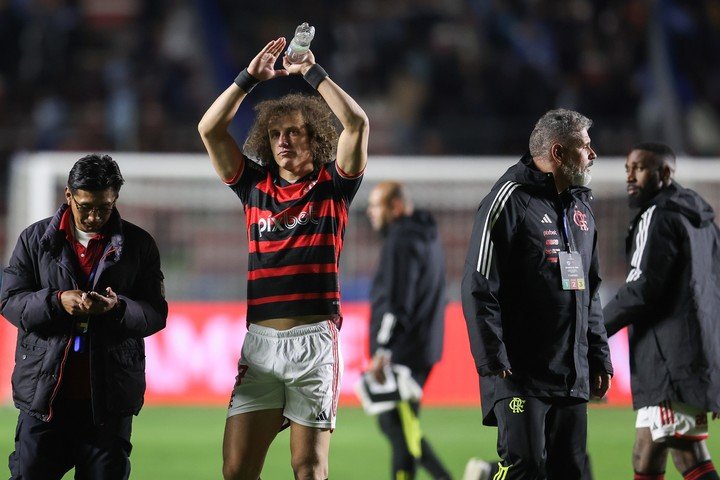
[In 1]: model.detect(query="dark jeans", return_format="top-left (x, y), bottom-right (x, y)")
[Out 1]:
top-left (493, 396), bottom-right (587, 480)
top-left (9, 401), bottom-right (133, 480)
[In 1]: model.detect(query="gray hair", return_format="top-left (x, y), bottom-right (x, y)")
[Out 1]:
top-left (529, 109), bottom-right (593, 159)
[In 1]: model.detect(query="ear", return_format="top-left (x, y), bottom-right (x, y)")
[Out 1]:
top-left (660, 165), bottom-right (673, 186)
top-left (550, 143), bottom-right (564, 164)
top-left (64, 187), bottom-right (72, 204)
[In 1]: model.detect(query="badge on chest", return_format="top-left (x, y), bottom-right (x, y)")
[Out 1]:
top-left (558, 251), bottom-right (585, 290)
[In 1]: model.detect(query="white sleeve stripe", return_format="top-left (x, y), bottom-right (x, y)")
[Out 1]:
top-left (476, 181), bottom-right (520, 277)
top-left (626, 205), bottom-right (656, 283)
top-left (377, 312), bottom-right (397, 345)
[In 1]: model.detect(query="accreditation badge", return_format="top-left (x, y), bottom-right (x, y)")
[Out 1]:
top-left (558, 251), bottom-right (586, 290)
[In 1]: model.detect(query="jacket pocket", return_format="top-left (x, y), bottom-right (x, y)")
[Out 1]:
top-left (103, 340), bottom-right (146, 414)
top-left (11, 343), bottom-right (47, 407)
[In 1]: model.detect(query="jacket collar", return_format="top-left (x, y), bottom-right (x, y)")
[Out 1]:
top-left (40, 204), bottom-right (124, 261)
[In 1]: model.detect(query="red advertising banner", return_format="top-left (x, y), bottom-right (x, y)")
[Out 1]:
top-left (0, 302), bottom-right (632, 406)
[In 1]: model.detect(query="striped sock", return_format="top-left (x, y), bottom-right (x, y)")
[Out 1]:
top-left (634, 473), bottom-right (665, 480)
top-left (683, 461), bottom-right (719, 480)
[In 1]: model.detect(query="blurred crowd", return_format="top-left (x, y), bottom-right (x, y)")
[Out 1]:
top-left (1, 0), bottom-right (719, 161)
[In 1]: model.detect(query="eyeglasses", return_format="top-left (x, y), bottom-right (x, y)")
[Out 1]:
top-left (71, 196), bottom-right (116, 216)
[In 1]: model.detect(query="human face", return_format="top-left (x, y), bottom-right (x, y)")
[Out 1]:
top-left (268, 111), bottom-right (314, 179)
top-left (557, 129), bottom-right (596, 187)
top-left (65, 187), bottom-right (117, 233)
top-left (625, 149), bottom-right (663, 208)
top-left (366, 186), bottom-right (395, 234)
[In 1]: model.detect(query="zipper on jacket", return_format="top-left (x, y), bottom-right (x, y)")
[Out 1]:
top-left (46, 335), bottom-right (73, 422)
top-left (47, 255), bottom-right (81, 422)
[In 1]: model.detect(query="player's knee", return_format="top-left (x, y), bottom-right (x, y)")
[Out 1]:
top-left (222, 459), bottom-right (260, 480)
top-left (291, 457), bottom-right (328, 480)
top-left (669, 439), bottom-right (711, 472)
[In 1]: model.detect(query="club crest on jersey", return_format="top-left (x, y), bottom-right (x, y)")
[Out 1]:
top-left (573, 208), bottom-right (589, 232)
top-left (257, 206), bottom-right (319, 237)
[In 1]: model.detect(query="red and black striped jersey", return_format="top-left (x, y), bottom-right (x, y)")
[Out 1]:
top-left (227, 158), bottom-right (363, 322)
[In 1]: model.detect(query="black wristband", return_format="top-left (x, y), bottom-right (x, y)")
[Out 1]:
top-left (303, 64), bottom-right (329, 89)
top-left (233, 68), bottom-right (260, 93)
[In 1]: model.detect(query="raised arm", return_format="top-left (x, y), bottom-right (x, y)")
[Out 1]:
top-left (283, 52), bottom-right (369, 176)
top-left (198, 37), bottom-right (289, 181)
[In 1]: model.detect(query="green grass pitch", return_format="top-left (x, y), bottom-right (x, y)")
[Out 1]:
top-left (0, 405), bottom-right (717, 478)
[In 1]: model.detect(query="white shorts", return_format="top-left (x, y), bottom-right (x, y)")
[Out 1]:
top-left (227, 321), bottom-right (342, 429)
top-left (636, 400), bottom-right (709, 442)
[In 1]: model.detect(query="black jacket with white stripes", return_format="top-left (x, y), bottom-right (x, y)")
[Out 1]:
top-left (604, 183), bottom-right (720, 412)
top-left (369, 210), bottom-right (446, 371)
top-left (461, 153), bottom-right (613, 425)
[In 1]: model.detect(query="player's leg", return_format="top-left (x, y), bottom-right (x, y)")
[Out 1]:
top-left (223, 326), bottom-right (286, 480)
top-left (545, 400), bottom-right (588, 479)
top-left (222, 409), bottom-right (285, 480)
top-left (289, 422), bottom-right (331, 479)
top-left (282, 321), bottom-right (342, 479)
top-left (378, 405), bottom-right (418, 478)
top-left (668, 439), bottom-right (718, 479)
top-left (632, 427), bottom-right (668, 478)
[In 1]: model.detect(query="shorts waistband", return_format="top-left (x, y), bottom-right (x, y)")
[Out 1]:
top-left (248, 320), bottom-right (335, 338)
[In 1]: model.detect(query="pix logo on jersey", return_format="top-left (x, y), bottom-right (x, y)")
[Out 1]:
top-left (257, 206), bottom-right (319, 237)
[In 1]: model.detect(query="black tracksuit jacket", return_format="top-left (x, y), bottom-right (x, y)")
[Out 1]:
top-left (1, 204), bottom-right (168, 424)
top-left (604, 183), bottom-right (720, 412)
top-left (369, 210), bottom-right (446, 371)
top-left (461, 153), bottom-right (613, 425)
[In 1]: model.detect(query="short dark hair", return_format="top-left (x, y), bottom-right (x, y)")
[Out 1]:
top-left (631, 142), bottom-right (676, 166)
top-left (243, 93), bottom-right (338, 170)
top-left (67, 154), bottom-right (125, 193)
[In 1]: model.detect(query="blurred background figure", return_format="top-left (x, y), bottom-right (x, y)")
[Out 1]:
top-left (365, 181), bottom-right (450, 480)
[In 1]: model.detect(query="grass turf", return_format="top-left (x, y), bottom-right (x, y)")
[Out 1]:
top-left (0, 405), bottom-right (716, 479)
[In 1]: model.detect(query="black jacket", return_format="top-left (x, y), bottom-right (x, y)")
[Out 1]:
top-left (461, 154), bottom-right (613, 425)
top-left (604, 183), bottom-right (720, 411)
top-left (369, 210), bottom-right (446, 371)
top-left (1, 204), bottom-right (168, 423)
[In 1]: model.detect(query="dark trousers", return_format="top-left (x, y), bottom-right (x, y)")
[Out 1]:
top-left (493, 396), bottom-right (587, 480)
top-left (376, 369), bottom-right (451, 480)
top-left (9, 401), bottom-right (133, 480)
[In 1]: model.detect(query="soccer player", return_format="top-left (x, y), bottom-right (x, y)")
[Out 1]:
top-left (198, 37), bottom-right (369, 480)
top-left (1, 154), bottom-right (168, 479)
top-left (461, 109), bottom-right (613, 479)
top-left (604, 143), bottom-right (720, 480)
top-left (365, 181), bottom-right (451, 480)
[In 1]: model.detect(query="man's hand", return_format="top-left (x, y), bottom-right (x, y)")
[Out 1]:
top-left (247, 37), bottom-right (289, 82)
top-left (283, 50), bottom-right (316, 76)
top-left (61, 290), bottom-right (90, 316)
top-left (61, 287), bottom-right (118, 316)
top-left (493, 369), bottom-right (512, 378)
top-left (369, 351), bottom-right (391, 384)
top-left (591, 372), bottom-right (612, 399)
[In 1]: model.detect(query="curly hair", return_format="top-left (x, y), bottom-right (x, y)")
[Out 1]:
top-left (529, 109), bottom-right (593, 159)
top-left (243, 93), bottom-right (339, 170)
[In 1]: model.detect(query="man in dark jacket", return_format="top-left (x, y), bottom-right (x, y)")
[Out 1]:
top-left (365, 181), bottom-right (451, 480)
top-left (1, 154), bottom-right (168, 480)
top-left (461, 109), bottom-right (613, 479)
top-left (604, 143), bottom-right (720, 480)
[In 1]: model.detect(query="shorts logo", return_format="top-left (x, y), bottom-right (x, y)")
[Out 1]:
top-left (316, 411), bottom-right (329, 421)
top-left (508, 397), bottom-right (526, 414)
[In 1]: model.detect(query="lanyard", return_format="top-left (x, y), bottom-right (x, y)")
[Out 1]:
top-left (561, 212), bottom-right (576, 253)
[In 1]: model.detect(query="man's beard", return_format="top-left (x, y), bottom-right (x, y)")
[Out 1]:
top-left (560, 162), bottom-right (591, 187)
top-left (627, 186), bottom-right (659, 208)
